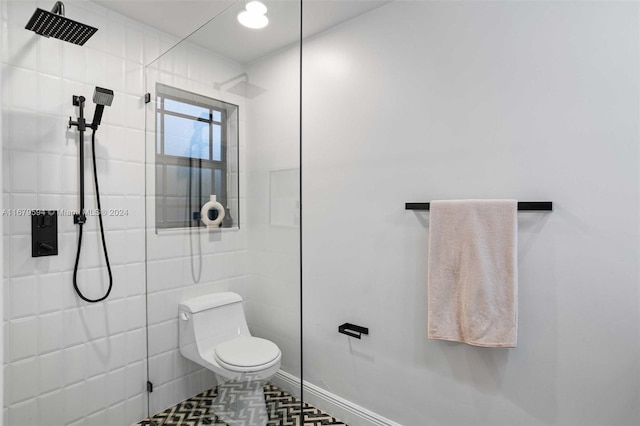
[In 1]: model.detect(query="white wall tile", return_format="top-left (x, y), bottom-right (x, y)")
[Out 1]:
top-left (10, 150), bottom-right (38, 192)
top-left (125, 393), bottom-right (147, 426)
top-left (37, 311), bottom-right (63, 354)
top-left (8, 357), bottom-right (38, 404)
top-left (125, 62), bottom-right (144, 100)
top-left (126, 295), bottom-right (145, 331)
top-left (105, 54), bottom-right (125, 93)
top-left (37, 390), bottom-right (64, 426)
top-left (85, 339), bottom-right (108, 378)
top-left (60, 155), bottom-right (78, 196)
top-left (125, 93), bottom-right (145, 130)
top-left (105, 299), bottom-right (127, 335)
top-left (126, 229), bottom-right (145, 263)
top-left (37, 152), bottom-right (62, 193)
top-left (125, 28), bottom-right (144, 65)
top-left (126, 195), bottom-right (145, 229)
top-left (62, 43), bottom-right (86, 83)
top-left (9, 193), bottom-right (37, 235)
top-left (147, 320), bottom-right (177, 357)
top-left (125, 327), bottom-right (146, 364)
top-left (6, 21), bottom-right (36, 70)
top-left (86, 49), bottom-right (107, 89)
top-left (125, 162), bottom-right (145, 195)
top-left (106, 332), bottom-right (127, 371)
top-left (7, 397), bottom-right (37, 426)
top-left (36, 36), bottom-right (62, 77)
top-left (124, 128), bottom-right (145, 163)
top-left (37, 272), bottom-right (63, 313)
top-left (63, 308), bottom-right (87, 348)
top-left (84, 377), bottom-right (107, 420)
top-left (8, 317), bottom-right (37, 362)
top-left (108, 265), bottom-right (128, 300)
top-left (37, 114), bottom-right (66, 154)
top-left (3, 238), bottom-right (11, 280)
top-left (143, 32), bottom-right (161, 67)
top-left (6, 0), bottom-right (36, 26)
top-left (105, 367), bottom-right (126, 407)
top-left (63, 381), bottom-right (87, 424)
top-left (2, 193), bottom-right (10, 237)
top-left (9, 275), bottom-right (37, 318)
top-left (7, 108), bottom-right (38, 152)
top-left (103, 230), bottom-right (126, 266)
top-left (83, 8), bottom-right (106, 53)
top-left (149, 351), bottom-right (174, 386)
top-left (37, 73), bottom-right (63, 116)
top-left (38, 350), bottom-right (64, 394)
top-left (105, 20), bottom-right (125, 59)
top-left (105, 401), bottom-right (126, 426)
top-left (2, 149), bottom-right (11, 194)
top-left (104, 125), bottom-right (126, 161)
top-left (85, 408), bottom-right (109, 426)
top-left (126, 262), bottom-right (146, 296)
top-left (82, 303), bottom-right (108, 341)
top-left (125, 361), bottom-right (146, 398)
top-left (63, 343), bottom-right (86, 385)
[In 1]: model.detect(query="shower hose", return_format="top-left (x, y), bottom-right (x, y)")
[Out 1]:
top-left (72, 129), bottom-right (113, 303)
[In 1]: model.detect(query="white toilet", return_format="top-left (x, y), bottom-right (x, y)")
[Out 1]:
top-left (178, 292), bottom-right (281, 426)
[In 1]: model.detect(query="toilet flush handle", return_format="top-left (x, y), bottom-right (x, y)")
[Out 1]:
top-left (180, 312), bottom-right (189, 321)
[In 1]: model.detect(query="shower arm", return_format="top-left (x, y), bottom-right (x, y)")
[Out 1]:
top-left (51, 1), bottom-right (65, 16)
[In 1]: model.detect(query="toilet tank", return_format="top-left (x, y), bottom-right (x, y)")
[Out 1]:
top-left (178, 292), bottom-right (251, 361)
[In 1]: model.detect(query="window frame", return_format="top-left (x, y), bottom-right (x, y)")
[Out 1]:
top-left (155, 84), bottom-right (238, 230)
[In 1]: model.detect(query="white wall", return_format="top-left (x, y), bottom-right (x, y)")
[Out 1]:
top-left (245, 46), bottom-right (301, 379)
top-left (300, 1), bottom-right (639, 425)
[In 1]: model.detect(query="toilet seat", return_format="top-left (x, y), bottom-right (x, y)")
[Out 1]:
top-left (213, 337), bottom-right (281, 372)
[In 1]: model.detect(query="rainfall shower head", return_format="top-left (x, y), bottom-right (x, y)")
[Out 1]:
top-left (25, 2), bottom-right (98, 46)
top-left (91, 87), bottom-right (114, 130)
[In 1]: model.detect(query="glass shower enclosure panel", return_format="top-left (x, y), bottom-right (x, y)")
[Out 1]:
top-left (144, 1), bottom-right (301, 423)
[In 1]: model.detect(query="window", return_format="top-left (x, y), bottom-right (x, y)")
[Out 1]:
top-left (155, 83), bottom-right (239, 229)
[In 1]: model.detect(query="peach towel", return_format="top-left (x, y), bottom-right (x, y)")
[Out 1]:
top-left (427, 199), bottom-right (518, 347)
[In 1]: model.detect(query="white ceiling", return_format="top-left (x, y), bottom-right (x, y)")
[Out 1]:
top-left (92, 0), bottom-right (390, 63)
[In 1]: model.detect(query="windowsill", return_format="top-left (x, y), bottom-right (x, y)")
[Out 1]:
top-left (153, 226), bottom-right (240, 236)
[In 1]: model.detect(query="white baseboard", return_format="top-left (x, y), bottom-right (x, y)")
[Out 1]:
top-left (272, 370), bottom-right (402, 426)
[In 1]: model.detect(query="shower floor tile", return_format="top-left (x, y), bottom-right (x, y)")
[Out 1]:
top-left (135, 383), bottom-right (348, 426)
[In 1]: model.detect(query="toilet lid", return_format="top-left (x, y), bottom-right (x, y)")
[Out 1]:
top-left (214, 337), bottom-right (280, 368)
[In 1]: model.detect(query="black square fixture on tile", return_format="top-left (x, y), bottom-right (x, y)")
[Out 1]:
top-left (31, 210), bottom-right (58, 257)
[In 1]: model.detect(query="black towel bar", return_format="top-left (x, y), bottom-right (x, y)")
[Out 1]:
top-left (338, 323), bottom-right (369, 339)
top-left (405, 201), bottom-right (553, 211)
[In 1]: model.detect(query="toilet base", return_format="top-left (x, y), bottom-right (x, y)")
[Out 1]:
top-left (211, 377), bottom-right (269, 426)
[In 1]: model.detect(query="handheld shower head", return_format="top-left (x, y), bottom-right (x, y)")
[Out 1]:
top-left (25, 2), bottom-right (98, 46)
top-left (93, 87), bottom-right (114, 106)
top-left (91, 87), bottom-right (114, 130)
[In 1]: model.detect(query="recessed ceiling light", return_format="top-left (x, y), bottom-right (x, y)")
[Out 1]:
top-left (238, 1), bottom-right (269, 29)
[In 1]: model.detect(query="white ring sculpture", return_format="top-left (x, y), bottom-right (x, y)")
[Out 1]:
top-left (200, 195), bottom-right (225, 228)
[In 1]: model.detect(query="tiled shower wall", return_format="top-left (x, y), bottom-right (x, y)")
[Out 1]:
top-left (1, 0), bottom-right (247, 424)
top-left (1, 1), bottom-right (154, 424)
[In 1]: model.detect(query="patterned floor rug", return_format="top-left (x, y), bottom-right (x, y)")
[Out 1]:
top-left (135, 383), bottom-right (347, 426)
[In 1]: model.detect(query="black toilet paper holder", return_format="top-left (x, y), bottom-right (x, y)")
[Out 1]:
top-left (338, 323), bottom-right (369, 339)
